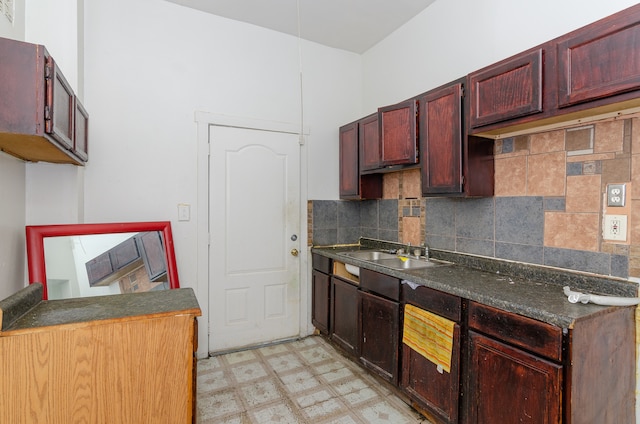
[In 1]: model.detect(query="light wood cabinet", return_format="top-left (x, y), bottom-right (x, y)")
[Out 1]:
top-left (0, 283), bottom-right (200, 424)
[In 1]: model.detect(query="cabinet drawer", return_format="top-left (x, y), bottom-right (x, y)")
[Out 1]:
top-left (468, 302), bottom-right (563, 362)
top-left (312, 253), bottom-right (331, 274)
top-left (402, 283), bottom-right (461, 322)
top-left (359, 268), bottom-right (400, 301)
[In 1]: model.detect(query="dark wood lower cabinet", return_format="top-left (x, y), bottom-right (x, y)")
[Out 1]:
top-left (400, 324), bottom-right (461, 424)
top-left (331, 277), bottom-right (360, 356)
top-left (359, 290), bottom-right (400, 385)
top-left (312, 270), bottom-right (330, 335)
top-left (467, 331), bottom-right (562, 424)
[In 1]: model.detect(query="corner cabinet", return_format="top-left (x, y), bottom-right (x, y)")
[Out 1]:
top-left (0, 37), bottom-right (88, 165)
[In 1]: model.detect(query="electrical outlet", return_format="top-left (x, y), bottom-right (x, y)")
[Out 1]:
top-left (603, 214), bottom-right (627, 241)
top-left (607, 184), bottom-right (626, 207)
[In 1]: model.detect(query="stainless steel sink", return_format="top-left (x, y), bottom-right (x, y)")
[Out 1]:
top-left (339, 250), bottom-right (397, 261)
top-left (374, 257), bottom-right (449, 270)
top-left (338, 250), bottom-right (451, 270)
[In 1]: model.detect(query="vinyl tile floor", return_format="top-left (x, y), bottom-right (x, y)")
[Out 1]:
top-left (196, 335), bottom-right (432, 423)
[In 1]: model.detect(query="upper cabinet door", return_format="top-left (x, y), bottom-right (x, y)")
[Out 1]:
top-left (74, 98), bottom-right (89, 162)
top-left (359, 113), bottom-right (380, 172)
top-left (339, 122), bottom-right (360, 199)
top-left (469, 48), bottom-right (544, 128)
top-left (45, 57), bottom-right (75, 150)
top-left (378, 99), bottom-right (418, 166)
top-left (419, 83), bottom-right (463, 195)
top-left (557, 8), bottom-right (640, 107)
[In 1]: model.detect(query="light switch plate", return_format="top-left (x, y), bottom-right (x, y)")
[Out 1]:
top-left (607, 184), bottom-right (626, 207)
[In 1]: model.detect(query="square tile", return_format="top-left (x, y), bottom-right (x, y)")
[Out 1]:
top-left (197, 389), bottom-right (243, 420)
top-left (231, 362), bottom-right (268, 383)
top-left (267, 353), bottom-right (304, 374)
top-left (280, 370), bottom-right (321, 393)
top-left (250, 402), bottom-right (300, 424)
top-left (239, 379), bottom-right (282, 407)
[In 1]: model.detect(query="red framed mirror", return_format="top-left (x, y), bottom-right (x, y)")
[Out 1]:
top-left (26, 221), bottom-right (180, 300)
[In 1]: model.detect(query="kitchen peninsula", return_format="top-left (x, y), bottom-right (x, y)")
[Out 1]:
top-left (0, 283), bottom-right (201, 423)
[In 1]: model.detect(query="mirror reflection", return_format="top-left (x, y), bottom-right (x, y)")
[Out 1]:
top-left (26, 221), bottom-right (180, 300)
top-left (44, 232), bottom-right (169, 300)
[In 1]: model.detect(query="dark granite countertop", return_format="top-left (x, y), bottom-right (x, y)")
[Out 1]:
top-left (312, 242), bottom-right (639, 329)
top-left (0, 284), bottom-right (201, 335)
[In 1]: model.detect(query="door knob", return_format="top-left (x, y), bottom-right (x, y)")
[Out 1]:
top-left (290, 248), bottom-right (299, 257)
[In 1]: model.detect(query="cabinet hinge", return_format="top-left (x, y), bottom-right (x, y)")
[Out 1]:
top-left (460, 86), bottom-right (465, 98)
top-left (44, 61), bottom-right (52, 80)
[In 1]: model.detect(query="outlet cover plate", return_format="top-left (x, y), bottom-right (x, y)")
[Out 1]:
top-left (607, 183), bottom-right (626, 207)
top-left (603, 214), bottom-right (627, 241)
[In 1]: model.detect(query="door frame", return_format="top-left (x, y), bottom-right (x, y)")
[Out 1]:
top-left (195, 111), bottom-right (311, 358)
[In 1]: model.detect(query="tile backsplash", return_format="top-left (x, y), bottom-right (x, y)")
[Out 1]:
top-left (310, 115), bottom-right (640, 279)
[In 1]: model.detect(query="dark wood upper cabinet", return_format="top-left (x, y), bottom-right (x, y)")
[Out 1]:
top-left (419, 82), bottom-right (463, 195)
top-left (339, 120), bottom-right (382, 200)
top-left (378, 99), bottom-right (418, 166)
top-left (469, 48), bottom-right (544, 129)
top-left (137, 231), bottom-right (168, 281)
top-left (46, 57), bottom-right (75, 150)
top-left (74, 99), bottom-right (89, 162)
top-left (419, 79), bottom-right (494, 197)
top-left (359, 113), bottom-right (381, 171)
top-left (0, 37), bottom-right (88, 165)
top-left (557, 5), bottom-right (640, 107)
top-left (339, 122), bottom-right (359, 198)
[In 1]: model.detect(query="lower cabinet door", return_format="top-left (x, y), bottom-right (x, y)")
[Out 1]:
top-left (359, 290), bottom-right (399, 385)
top-left (400, 323), bottom-right (461, 424)
top-left (467, 331), bottom-right (562, 424)
top-left (312, 270), bottom-right (330, 335)
top-left (331, 277), bottom-right (360, 356)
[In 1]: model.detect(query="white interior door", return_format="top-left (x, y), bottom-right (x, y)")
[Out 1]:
top-left (209, 125), bottom-right (301, 353)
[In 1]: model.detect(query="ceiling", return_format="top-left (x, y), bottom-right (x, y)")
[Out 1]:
top-left (164, 0), bottom-right (438, 53)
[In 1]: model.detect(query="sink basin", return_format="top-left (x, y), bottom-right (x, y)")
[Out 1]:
top-left (374, 257), bottom-right (446, 270)
top-left (339, 250), bottom-right (397, 261)
top-left (338, 250), bottom-right (451, 271)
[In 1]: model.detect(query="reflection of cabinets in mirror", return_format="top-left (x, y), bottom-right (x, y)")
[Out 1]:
top-left (0, 37), bottom-right (88, 165)
top-left (86, 232), bottom-right (167, 288)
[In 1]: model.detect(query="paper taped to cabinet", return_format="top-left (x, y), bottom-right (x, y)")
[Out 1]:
top-left (403, 304), bottom-right (455, 373)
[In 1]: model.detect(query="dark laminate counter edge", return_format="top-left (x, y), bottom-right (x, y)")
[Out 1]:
top-left (0, 287), bottom-right (201, 335)
top-left (312, 245), bottom-right (638, 329)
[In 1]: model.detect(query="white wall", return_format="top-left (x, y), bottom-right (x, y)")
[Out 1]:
top-left (362, 0), bottom-right (640, 112)
top-left (82, 0), bottom-right (362, 299)
top-left (0, 1), bottom-right (26, 299)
